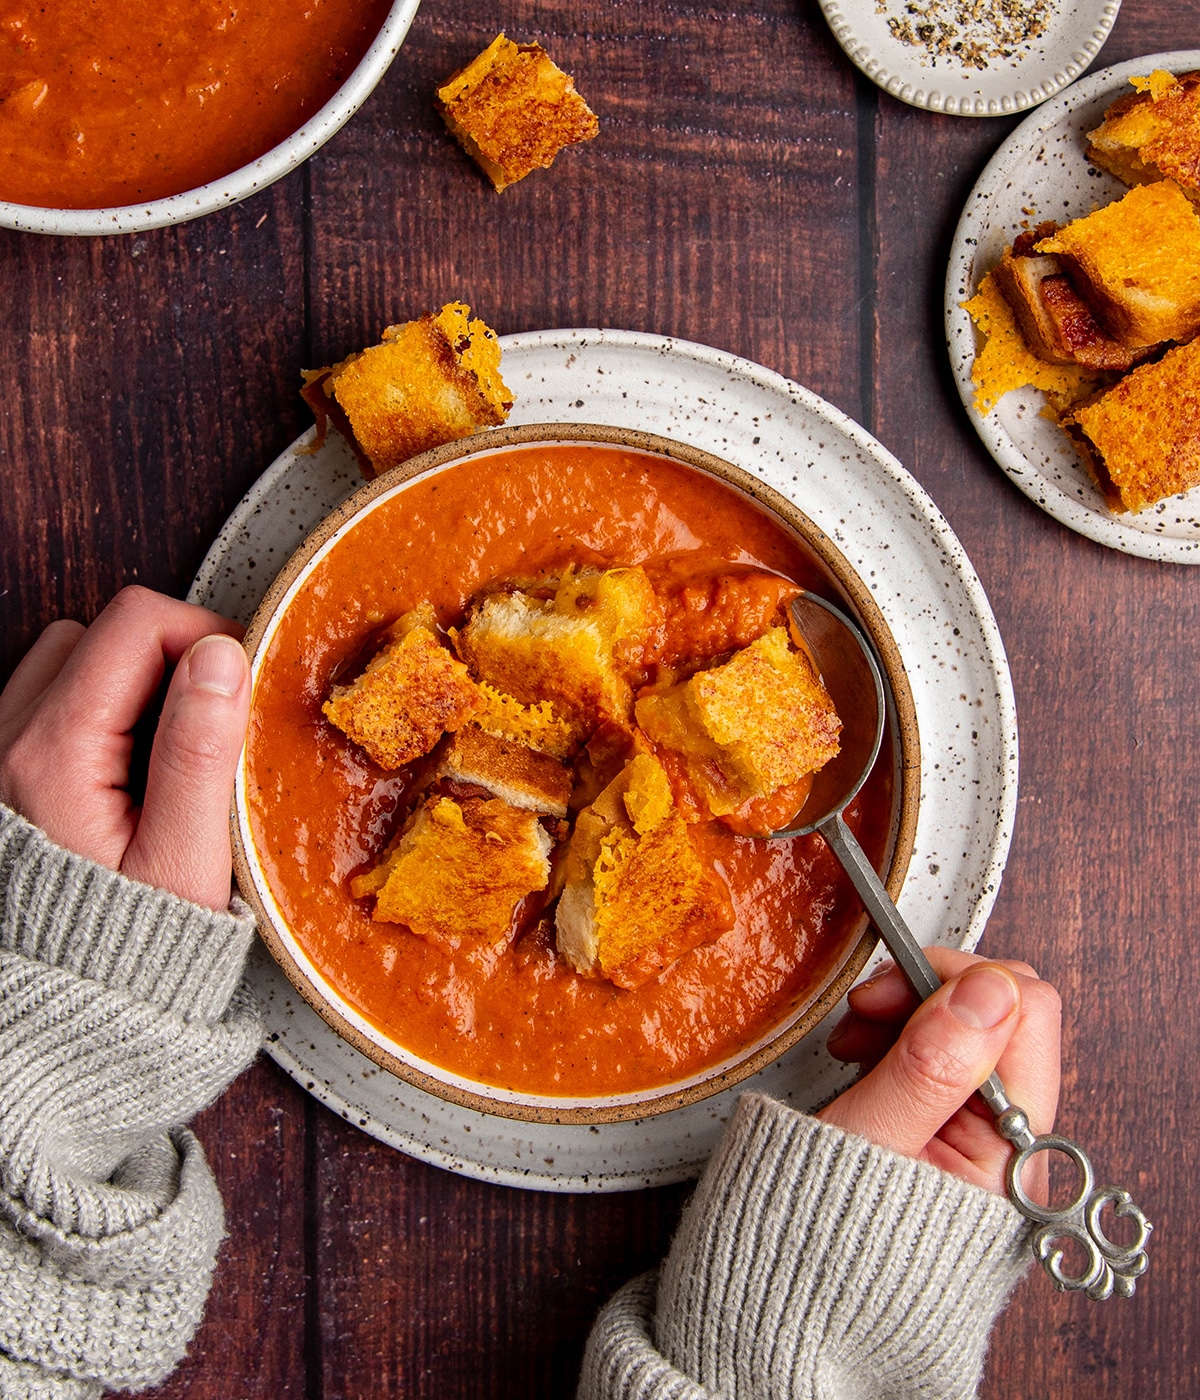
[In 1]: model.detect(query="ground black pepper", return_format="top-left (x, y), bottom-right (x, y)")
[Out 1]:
top-left (876, 0), bottom-right (1052, 70)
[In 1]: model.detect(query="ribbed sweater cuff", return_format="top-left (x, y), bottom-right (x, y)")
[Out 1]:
top-left (580, 1094), bottom-right (1033, 1400)
top-left (0, 805), bottom-right (255, 1022)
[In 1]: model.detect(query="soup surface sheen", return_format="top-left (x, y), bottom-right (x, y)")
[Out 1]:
top-left (0, 0), bottom-right (393, 208)
top-left (245, 443), bottom-right (893, 1098)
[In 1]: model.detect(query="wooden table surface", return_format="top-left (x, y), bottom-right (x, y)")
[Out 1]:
top-left (2, 1), bottom-right (1196, 1395)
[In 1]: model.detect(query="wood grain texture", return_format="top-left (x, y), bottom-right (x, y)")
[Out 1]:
top-left (1, 0), bottom-right (1196, 1395)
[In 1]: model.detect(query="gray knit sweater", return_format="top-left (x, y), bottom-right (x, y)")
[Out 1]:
top-left (0, 805), bottom-right (1032, 1398)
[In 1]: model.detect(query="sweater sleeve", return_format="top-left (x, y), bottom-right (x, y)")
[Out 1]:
top-left (578, 1093), bottom-right (1034, 1400)
top-left (0, 805), bottom-right (263, 1397)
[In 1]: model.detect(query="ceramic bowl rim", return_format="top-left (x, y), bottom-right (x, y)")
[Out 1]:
top-left (231, 422), bottom-right (921, 1124)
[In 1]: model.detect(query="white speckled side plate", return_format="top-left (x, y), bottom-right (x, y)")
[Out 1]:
top-left (946, 51), bottom-right (1200, 561)
top-left (819, 0), bottom-right (1118, 117)
top-left (191, 329), bottom-right (1018, 1192)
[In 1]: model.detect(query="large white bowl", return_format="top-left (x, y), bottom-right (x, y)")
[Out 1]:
top-left (231, 422), bottom-right (920, 1125)
top-left (0, 0), bottom-right (421, 237)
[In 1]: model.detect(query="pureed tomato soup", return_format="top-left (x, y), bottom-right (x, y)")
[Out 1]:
top-left (244, 443), bottom-right (895, 1098)
top-left (0, 0), bottom-right (394, 208)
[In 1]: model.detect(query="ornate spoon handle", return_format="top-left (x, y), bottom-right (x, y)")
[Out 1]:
top-left (817, 811), bottom-right (1152, 1297)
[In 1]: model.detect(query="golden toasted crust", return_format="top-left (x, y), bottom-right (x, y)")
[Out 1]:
top-left (302, 303), bottom-right (512, 478)
top-left (322, 612), bottom-right (482, 769)
top-left (555, 754), bottom-right (735, 989)
top-left (469, 682), bottom-right (579, 760)
top-left (1035, 182), bottom-right (1200, 347)
top-left (1062, 336), bottom-right (1200, 513)
top-left (963, 269), bottom-right (1098, 415)
top-left (634, 628), bottom-right (841, 819)
top-left (456, 581), bottom-right (636, 732)
top-left (437, 723), bottom-right (573, 816)
top-left (1087, 71), bottom-right (1200, 203)
top-left (352, 795), bottom-right (551, 949)
top-left (435, 34), bottom-right (598, 191)
top-left (992, 237), bottom-right (1155, 372)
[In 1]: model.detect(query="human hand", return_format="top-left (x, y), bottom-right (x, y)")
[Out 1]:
top-left (818, 948), bottom-right (1062, 1200)
top-left (0, 586), bottom-right (251, 911)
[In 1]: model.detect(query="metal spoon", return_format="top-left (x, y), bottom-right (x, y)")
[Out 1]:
top-left (772, 591), bottom-right (1151, 1300)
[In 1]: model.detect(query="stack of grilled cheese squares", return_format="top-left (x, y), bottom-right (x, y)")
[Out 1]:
top-left (324, 564), bottom-right (842, 989)
top-left (968, 71), bottom-right (1200, 513)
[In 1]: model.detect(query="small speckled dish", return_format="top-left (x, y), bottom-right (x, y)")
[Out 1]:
top-left (231, 423), bottom-right (921, 1127)
top-left (819, 0), bottom-right (1119, 117)
top-left (946, 51), bottom-right (1200, 561)
top-left (0, 0), bottom-right (420, 236)
top-left (193, 328), bottom-right (1018, 1189)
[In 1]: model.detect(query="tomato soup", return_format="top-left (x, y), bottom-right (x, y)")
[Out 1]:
top-left (244, 443), bottom-right (895, 1098)
top-left (0, 0), bottom-right (394, 208)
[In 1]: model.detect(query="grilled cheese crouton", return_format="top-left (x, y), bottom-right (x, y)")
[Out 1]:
top-left (1061, 336), bottom-right (1200, 512)
top-left (435, 34), bottom-right (598, 192)
top-left (302, 302), bottom-right (512, 478)
top-left (963, 269), bottom-right (1098, 415)
top-left (992, 228), bottom-right (1156, 372)
top-left (635, 627), bottom-right (841, 823)
top-left (323, 604), bottom-right (481, 769)
top-left (555, 754), bottom-right (734, 989)
top-left (1035, 182), bottom-right (1200, 347)
top-left (352, 795), bottom-right (552, 949)
top-left (457, 569), bottom-right (655, 732)
top-left (550, 565), bottom-right (658, 678)
top-left (1087, 71), bottom-right (1200, 204)
top-left (437, 723), bottom-right (572, 816)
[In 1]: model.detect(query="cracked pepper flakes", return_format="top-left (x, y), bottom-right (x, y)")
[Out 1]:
top-left (877, 0), bottom-right (1051, 70)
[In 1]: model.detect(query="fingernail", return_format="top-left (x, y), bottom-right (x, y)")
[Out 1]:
top-left (188, 635), bottom-right (246, 697)
top-left (858, 960), bottom-right (896, 988)
top-left (826, 1009), bottom-right (853, 1048)
top-left (948, 966), bottom-right (1018, 1029)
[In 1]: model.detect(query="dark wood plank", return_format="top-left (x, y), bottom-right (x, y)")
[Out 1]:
top-left (310, 1112), bottom-right (689, 1396)
top-left (147, 1062), bottom-right (312, 1399)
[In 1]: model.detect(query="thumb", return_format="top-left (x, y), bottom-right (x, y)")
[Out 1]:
top-left (121, 633), bottom-right (251, 910)
top-left (818, 962), bottom-right (1022, 1159)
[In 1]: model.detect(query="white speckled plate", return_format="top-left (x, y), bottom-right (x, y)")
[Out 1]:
top-left (946, 51), bottom-right (1200, 561)
top-left (819, 0), bottom-right (1118, 117)
top-left (191, 329), bottom-right (1017, 1192)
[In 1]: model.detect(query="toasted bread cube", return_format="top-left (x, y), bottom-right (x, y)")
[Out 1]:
top-left (437, 723), bottom-right (572, 816)
top-left (635, 628), bottom-right (841, 818)
top-left (435, 34), bottom-right (598, 192)
top-left (555, 754), bottom-right (734, 989)
top-left (323, 606), bottom-right (482, 769)
top-left (301, 302), bottom-right (512, 478)
top-left (1062, 336), bottom-right (1200, 513)
top-left (352, 795), bottom-right (551, 950)
top-left (964, 269), bottom-right (1098, 415)
top-left (992, 227), bottom-right (1157, 372)
top-left (1035, 182), bottom-right (1200, 347)
top-left (457, 586), bottom-right (633, 732)
top-left (1087, 71), bottom-right (1200, 204)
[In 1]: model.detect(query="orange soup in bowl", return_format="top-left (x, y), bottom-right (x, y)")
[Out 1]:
top-left (0, 0), bottom-right (395, 208)
top-left (237, 432), bottom-right (917, 1117)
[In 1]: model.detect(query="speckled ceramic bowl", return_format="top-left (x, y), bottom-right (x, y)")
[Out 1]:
top-left (0, 0), bottom-right (421, 237)
top-left (231, 422), bottom-right (920, 1125)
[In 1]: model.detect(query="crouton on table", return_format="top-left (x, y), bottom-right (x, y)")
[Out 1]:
top-left (435, 34), bottom-right (598, 192)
